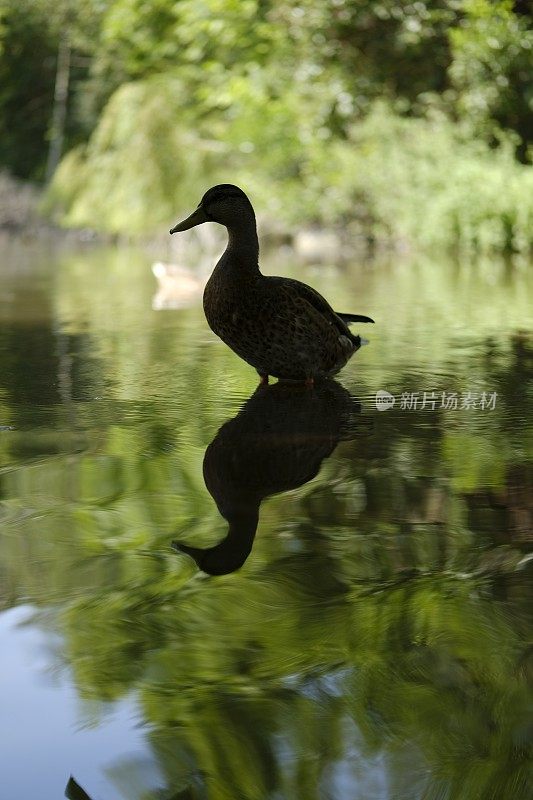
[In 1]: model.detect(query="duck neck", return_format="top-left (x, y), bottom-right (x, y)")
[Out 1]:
top-left (224, 213), bottom-right (260, 268)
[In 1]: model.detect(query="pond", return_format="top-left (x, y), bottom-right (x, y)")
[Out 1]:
top-left (0, 235), bottom-right (532, 800)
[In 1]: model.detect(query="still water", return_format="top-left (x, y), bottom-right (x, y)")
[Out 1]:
top-left (0, 236), bottom-right (532, 800)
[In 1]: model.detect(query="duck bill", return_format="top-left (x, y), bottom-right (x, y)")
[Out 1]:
top-left (170, 205), bottom-right (208, 234)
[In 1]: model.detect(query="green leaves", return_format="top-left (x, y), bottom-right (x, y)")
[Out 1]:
top-left (449, 0), bottom-right (533, 159)
top-left (47, 76), bottom-right (224, 232)
top-left (1, 0), bottom-right (531, 248)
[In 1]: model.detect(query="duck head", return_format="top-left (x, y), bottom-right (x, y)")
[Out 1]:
top-left (170, 184), bottom-right (253, 233)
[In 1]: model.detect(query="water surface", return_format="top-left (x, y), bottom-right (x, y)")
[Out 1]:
top-left (0, 239), bottom-right (532, 800)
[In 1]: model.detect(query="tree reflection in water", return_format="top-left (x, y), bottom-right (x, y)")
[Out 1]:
top-left (0, 246), bottom-right (531, 800)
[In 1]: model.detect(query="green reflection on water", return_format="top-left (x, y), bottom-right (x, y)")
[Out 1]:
top-left (0, 241), bottom-right (532, 800)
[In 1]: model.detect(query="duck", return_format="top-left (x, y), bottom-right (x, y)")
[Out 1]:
top-left (174, 380), bottom-right (362, 575)
top-left (170, 184), bottom-right (374, 384)
top-left (151, 261), bottom-right (206, 310)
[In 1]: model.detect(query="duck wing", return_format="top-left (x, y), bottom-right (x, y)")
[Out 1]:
top-left (267, 277), bottom-right (372, 336)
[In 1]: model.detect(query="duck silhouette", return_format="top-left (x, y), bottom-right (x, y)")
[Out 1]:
top-left (170, 185), bottom-right (373, 383)
top-left (174, 380), bottom-right (363, 575)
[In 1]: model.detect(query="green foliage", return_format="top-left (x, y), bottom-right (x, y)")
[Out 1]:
top-left (47, 94), bottom-right (533, 252)
top-left (45, 77), bottom-right (222, 232)
top-left (329, 105), bottom-right (533, 253)
top-left (86, 0), bottom-right (533, 159)
top-left (0, 0), bottom-right (57, 179)
top-left (0, 0), bottom-right (105, 179)
top-left (449, 0), bottom-right (533, 160)
top-left (1, 0), bottom-right (532, 247)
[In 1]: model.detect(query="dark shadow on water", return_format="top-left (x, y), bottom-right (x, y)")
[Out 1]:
top-left (173, 380), bottom-right (365, 575)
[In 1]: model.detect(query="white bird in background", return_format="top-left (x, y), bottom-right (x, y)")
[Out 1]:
top-left (151, 261), bottom-right (207, 310)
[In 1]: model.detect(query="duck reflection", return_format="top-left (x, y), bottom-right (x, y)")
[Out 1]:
top-left (174, 381), bottom-right (362, 575)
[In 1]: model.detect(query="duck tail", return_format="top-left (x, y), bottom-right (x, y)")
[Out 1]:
top-left (336, 312), bottom-right (374, 324)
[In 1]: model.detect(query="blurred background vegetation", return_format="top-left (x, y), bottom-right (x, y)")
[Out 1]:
top-left (0, 0), bottom-right (532, 251)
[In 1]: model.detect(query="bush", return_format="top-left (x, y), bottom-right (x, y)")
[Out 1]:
top-left (46, 85), bottom-right (533, 254)
top-left (328, 105), bottom-right (533, 254)
top-left (45, 76), bottom-right (222, 233)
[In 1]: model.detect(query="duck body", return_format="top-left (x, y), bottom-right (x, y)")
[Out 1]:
top-left (204, 258), bottom-right (360, 380)
top-left (171, 185), bottom-right (373, 381)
